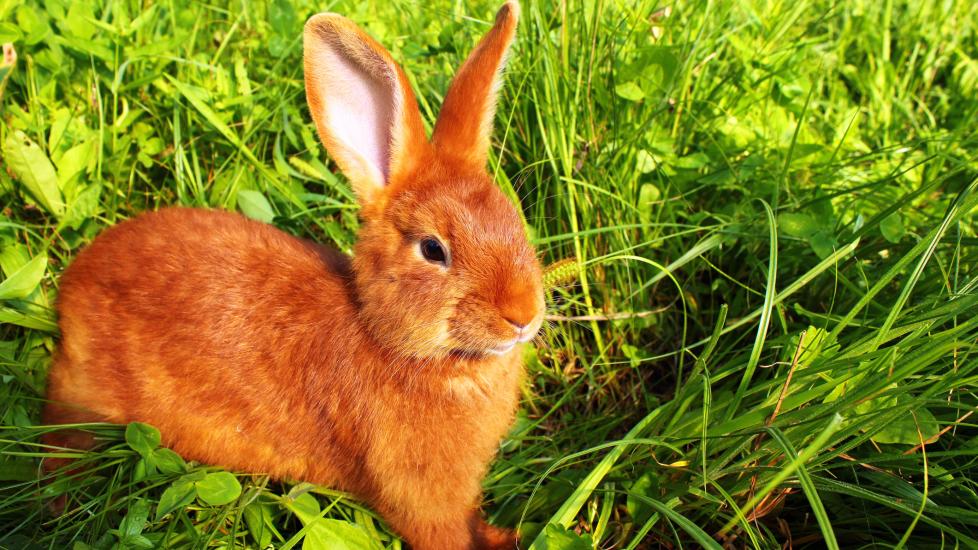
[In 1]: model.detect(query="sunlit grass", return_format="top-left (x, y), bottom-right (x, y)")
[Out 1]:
top-left (2, 0), bottom-right (978, 548)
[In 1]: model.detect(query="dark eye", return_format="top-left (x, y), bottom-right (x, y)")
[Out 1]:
top-left (420, 238), bottom-right (447, 265)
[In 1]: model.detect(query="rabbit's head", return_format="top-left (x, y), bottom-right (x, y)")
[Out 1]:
top-left (304, 2), bottom-right (544, 358)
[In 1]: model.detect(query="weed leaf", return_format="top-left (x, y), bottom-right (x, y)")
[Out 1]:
top-left (535, 523), bottom-right (593, 550)
top-left (3, 130), bottom-right (65, 217)
top-left (302, 519), bottom-right (381, 550)
top-left (0, 254), bottom-right (46, 300)
top-left (880, 213), bottom-right (906, 243)
top-left (195, 471), bottom-right (241, 506)
top-left (155, 480), bottom-right (196, 521)
top-left (125, 422), bottom-right (161, 458)
top-left (237, 189), bottom-right (276, 223)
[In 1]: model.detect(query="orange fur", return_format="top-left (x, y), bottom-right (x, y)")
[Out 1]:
top-left (432, 1), bottom-right (520, 168)
top-left (43, 3), bottom-right (537, 549)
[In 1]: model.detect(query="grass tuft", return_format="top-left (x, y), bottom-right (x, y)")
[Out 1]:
top-left (2, 0), bottom-right (978, 548)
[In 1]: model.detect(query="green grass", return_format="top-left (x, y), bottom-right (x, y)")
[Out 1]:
top-left (2, 0), bottom-right (978, 547)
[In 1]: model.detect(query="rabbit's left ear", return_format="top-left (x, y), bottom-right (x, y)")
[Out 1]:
top-left (431, 1), bottom-right (520, 169)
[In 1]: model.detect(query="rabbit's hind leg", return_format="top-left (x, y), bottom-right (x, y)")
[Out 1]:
top-left (39, 402), bottom-right (107, 515)
top-left (470, 515), bottom-right (518, 550)
top-left (40, 401), bottom-right (104, 469)
top-left (40, 354), bottom-right (116, 514)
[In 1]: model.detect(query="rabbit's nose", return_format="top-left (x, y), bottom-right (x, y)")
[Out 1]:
top-left (498, 292), bottom-right (538, 329)
top-left (496, 275), bottom-right (544, 331)
top-left (506, 316), bottom-right (539, 343)
top-left (505, 317), bottom-right (528, 330)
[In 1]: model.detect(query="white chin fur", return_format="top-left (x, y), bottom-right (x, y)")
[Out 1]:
top-left (488, 341), bottom-right (517, 355)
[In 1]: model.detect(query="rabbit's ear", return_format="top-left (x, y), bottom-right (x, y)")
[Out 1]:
top-left (304, 14), bottom-right (428, 205)
top-left (431, 1), bottom-right (519, 169)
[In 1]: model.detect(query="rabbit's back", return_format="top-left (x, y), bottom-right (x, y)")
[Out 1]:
top-left (47, 207), bottom-right (368, 485)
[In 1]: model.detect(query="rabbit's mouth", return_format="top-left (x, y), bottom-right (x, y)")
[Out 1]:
top-left (487, 327), bottom-right (540, 355)
top-left (447, 337), bottom-right (522, 359)
top-left (444, 300), bottom-right (544, 358)
top-left (488, 340), bottom-right (518, 355)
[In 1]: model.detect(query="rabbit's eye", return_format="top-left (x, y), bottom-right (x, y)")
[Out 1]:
top-left (420, 238), bottom-right (448, 265)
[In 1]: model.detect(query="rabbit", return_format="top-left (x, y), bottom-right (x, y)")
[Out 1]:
top-left (41, 2), bottom-right (542, 549)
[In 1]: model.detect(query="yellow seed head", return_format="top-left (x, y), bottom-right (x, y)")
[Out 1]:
top-left (542, 258), bottom-right (579, 290)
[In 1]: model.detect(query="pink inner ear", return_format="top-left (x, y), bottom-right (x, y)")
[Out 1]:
top-left (316, 44), bottom-right (394, 183)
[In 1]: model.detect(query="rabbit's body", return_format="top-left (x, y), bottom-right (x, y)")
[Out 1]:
top-left (47, 207), bottom-right (524, 547)
top-left (46, 3), bottom-right (536, 548)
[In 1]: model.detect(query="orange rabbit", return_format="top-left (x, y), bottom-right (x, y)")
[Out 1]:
top-left (42, 2), bottom-right (542, 549)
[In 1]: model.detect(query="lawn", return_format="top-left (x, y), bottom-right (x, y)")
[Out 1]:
top-left (2, 0), bottom-right (978, 548)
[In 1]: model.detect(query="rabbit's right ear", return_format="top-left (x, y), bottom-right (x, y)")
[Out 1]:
top-left (304, 15), bottom-right (428, 206)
